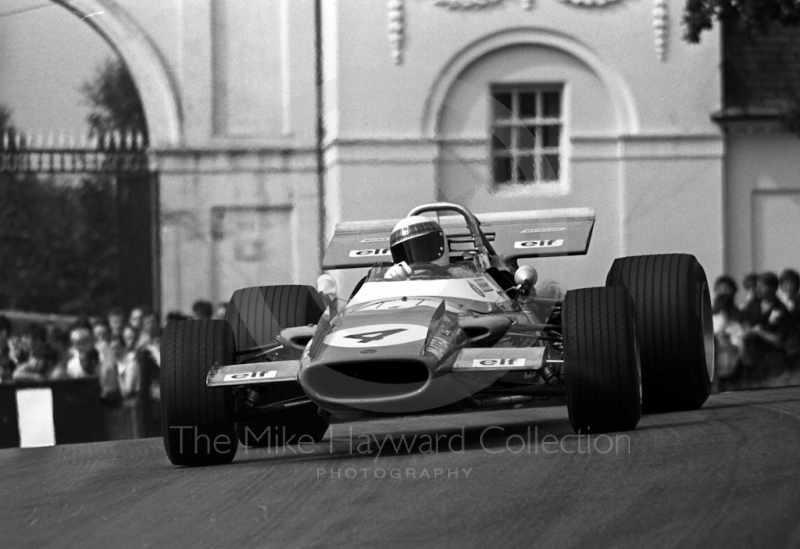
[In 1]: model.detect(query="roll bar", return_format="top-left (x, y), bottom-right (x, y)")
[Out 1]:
top-left (407, 202), bottom-right (496, 267)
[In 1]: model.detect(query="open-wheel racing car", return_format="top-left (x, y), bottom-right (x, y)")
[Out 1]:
top-left (161, 202), bottom-right (714, 466)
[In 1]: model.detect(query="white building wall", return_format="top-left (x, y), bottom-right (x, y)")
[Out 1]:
top-left (96, 0), bottom-right (322, 314)
top-left (323, 0), bottom-right (724, 290)
top-left (725, 128), bottom-right (800, 286)
top-left (68, 0), bottom-right (726, 307)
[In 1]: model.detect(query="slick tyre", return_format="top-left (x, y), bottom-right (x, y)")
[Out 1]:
top-left (606, 254), bottom-right (714, 414)
top-left (563, 287), bottom-right (642, 434)
top-left (226, 285), bottom-right (329, 447)
top-left (161, 320), bottom-right (238, 467)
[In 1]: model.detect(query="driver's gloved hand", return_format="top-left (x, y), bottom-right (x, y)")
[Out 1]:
top-left (384, 261), bottom-right (412, 280)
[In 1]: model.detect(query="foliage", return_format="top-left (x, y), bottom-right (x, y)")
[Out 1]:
top-left (0, 105), bottom-right (120, 318)
top-left (81, 58), bottom-right (148, 141)
top-left (0, 175), bottom-right (120, 315)
top-left (683, 0), bottom-right (800, 43)
top-left (0, 58), bottom-right (148, 316)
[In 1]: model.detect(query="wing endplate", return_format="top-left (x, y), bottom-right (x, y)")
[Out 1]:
top-left (206, 360), bottom-right (301, 387)
top-left (451, 347), bottom-right (546, 372)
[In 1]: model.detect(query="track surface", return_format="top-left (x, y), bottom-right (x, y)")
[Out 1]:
top-left (2, 387), bottom-right (800, 548)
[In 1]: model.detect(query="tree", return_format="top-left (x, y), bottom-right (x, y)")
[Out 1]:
top-left (81, 58), bottom-right (156, 314)
top-left (683, 0), bottom-right (800, 43)
top-left (0, 59), bottom-right (151, 316)
top-left (0, 107), bottom-right (120, 315)
top-left (81, 58), bottom-right (148, 141)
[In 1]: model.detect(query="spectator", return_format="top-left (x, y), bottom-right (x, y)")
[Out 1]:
top-left (740, 272), bottom-right (791, 383)
top-left (92, 319), bottom-right (111, 350)
top-left (91, 319), bottom-right (122, 407)
top-left (778, 268), bottom-right (800, 361)
top-left (713, 290), bottom-right (744, 389)
top-left (136, 312), bottom-right (162, 437)
top-left (135, 310), bottom-right (160, 352)
top-left (778, 269), bottom-right (800, 312)
top-left (714, 274), bottom-right (738, 299)
top-left (117, 324), bottom-right (144, 438)
top-left (192, 300), bottom-right (213, 320)
top-left (107, 306), bottom-right (126, 345)
top-left (0, 315), bottom-right (13, 383)
top-left (11, 323), bottom-right (66, 382)
top-left (713, 274), bottom-right (741, 322)
top-left (128, 305), bottom-right (152, 334)
top-left (64, 326), bottom-right (100, 379)
top-left (741, 272), bottom-right (758, 312)
top-left (46, 323), bottom-right (70, 367)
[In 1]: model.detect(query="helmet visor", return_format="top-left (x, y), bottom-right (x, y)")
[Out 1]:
top-left (390, 231), bottom-right (445, 265)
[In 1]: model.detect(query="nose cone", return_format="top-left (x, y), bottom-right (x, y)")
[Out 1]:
top-left (300, 299), bottom-right (474, 413)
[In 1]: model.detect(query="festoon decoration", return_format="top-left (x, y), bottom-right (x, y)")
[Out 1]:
top-left (390, 0), bottom-right (668, 64)
top-left (432, 0), bottom-right (504, 8)
top-left (388, 0), bottom-right (405, 64)
top-left (652, 0), bottom-right (668, 61)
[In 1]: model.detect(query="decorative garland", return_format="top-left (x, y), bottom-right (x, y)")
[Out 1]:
top-left (388, 0), bottom-right (405, 65)
top-left (556, 0), bottom-right (623, 5)
top-left (653, 0), bottom-right (668, 61)
top-left (433, 0), bottom-right (505, 10)
top-left (392, 0), bottom-right (668, 64)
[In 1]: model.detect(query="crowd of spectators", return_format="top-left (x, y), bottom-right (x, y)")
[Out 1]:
top-left (713, 269), bottom-right (800, 391)
top-left (0, 299), bottom-right (226, 440)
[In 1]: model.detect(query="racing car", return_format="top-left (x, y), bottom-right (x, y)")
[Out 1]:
top-left (161, 202), bottom-right (714, 466)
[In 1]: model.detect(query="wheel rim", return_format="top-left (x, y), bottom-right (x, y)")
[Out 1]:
top-left (700, 280), bottom-right (715, 382)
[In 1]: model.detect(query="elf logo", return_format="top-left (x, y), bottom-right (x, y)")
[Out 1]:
top-left (514, 239), bottom-right (564, 249)
top-left (223, 370), bottom-right (277, 382)
top-left (349, 248), bottom-right (392, 257)
top-left (521, 227), bottom-right (565, 234)
top-left (472, 358), bottom-right (526, 367)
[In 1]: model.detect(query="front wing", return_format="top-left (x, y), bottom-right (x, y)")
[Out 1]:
top-left (206, 347), bottom-right (546, 388)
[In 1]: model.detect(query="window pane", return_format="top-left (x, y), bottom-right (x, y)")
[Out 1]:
top-left (543, 154), bottom-right (560, 180)
top-left (492, 126), bottom-right (512, 151)
top-left (516, 125), bottom-right (537, 150)
top-left (493, 155), bottom-right (512, 184)
top-left (492, 92), bottom-right (512, 119)
top-left (542, 92), bottom-right (560, 118)
top-left (517, 155), bottom-right (535, 183)
top-left (542, 125), bottom-right (560, 148)
top-left (519, 92), bottom-right (537, 118)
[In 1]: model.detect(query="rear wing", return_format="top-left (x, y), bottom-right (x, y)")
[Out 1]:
top-left (322, 208), bottom-right (595, 270)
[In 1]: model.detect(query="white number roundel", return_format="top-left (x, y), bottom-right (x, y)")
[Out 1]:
top-left (324, 323), bottom-right (428, 348)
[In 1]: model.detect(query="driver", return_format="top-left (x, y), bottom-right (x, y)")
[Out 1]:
top-left (384, 216), bottom-right (450, 280)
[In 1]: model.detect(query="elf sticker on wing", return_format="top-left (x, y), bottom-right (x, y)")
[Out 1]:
top-left (514, 239), bottom-right (564, 249)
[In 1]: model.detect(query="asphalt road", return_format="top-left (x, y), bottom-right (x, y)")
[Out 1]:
top-left (2, 387), bottom-right (800, 549)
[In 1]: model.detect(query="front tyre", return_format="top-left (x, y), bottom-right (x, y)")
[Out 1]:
top-left (563, 287), bottom-right (642, 434)
top-left (161, 320), bottom-right (238, 466)
top-left (226, 285), bottom-right (329, 447)
top-left (606, 254), bottom-right (714, 413)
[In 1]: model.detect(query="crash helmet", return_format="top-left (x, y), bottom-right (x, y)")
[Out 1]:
top-left (389, 216), bottom-right (449, 266)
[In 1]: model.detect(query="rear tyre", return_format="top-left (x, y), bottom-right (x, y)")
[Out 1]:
top-left (606, 254), bottom-right (713, 413)
top-left (563, 287), bottom-right (642, 434)
top-left (161, 320), bottom-right (238, 466)
top-left (226, 285), bottom-right (329, 447)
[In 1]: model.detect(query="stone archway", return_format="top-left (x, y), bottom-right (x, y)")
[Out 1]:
top-left (52, 0), bottom-right (182, 147)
